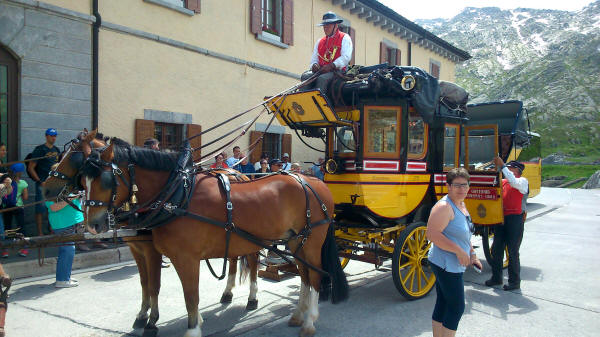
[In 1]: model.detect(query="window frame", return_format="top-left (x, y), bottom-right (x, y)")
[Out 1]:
top-left (380, 40), bottom-right (401, 66)
top-left (0, 46), bottom-right (18, 163)
top-left (443, 123), bottom-right (460, 171)
top-left (464, 124), bottom-right (499, 172)
top-left (407, 108), bottom-right (428, 160)
top-left (363, 105), bottom-right (401, 159)
top-left (429, 59), bottom-right (441, 78)
top-left (154, 122), bottom-right (184, 151)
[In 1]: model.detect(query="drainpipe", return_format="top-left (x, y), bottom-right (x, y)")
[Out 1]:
top-left (92, 0), bottom-right (101, 130)
top-left (407, 42), bottom-right (412, 66)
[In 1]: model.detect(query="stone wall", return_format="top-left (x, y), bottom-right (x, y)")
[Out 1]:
top-left (0, 0), bottom-right (93, 235)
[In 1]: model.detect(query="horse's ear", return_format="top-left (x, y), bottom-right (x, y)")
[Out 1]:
top-left (101, 142), bottom-right (115, 162)
top-left (84, 129), bottom-right (97, 143)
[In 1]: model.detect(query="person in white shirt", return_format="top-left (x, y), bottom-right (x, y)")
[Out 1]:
top-left (300, 12), bottom-right (353, 97)
top-left (281, 153), bottom-right (292, 171)
top-left (485, 157), bottom-right (529, 291)
top-left (226, 146), bottom-right (241, 168)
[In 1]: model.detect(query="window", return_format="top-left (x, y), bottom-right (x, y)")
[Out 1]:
top-left (143, 0), bottom-right (201, 14)
top-left (0, 46), bottom-right (18, 163)
top-left (250, 0), bottom-right (293, 46)
top-left (464, 125), bottom-right (499, 171)
top-left (154, 122), bottom-right (183, 151)
top-left (430, 59), bottom-right (440, 78)
top-left (262, 0), bottom-right (281, 38)
top-left (364, 106), bottom-right (400, 158)
top-left (407, 109), bottom-right (427, 159)
top-left (380, 41), bottom-right (401, 66)
top-left (333, 126), bottom-right (357, 155)
top-left (248, 130), bottom-right (291, 164)
top-left (135, 119), bottom-right (201, 159)
top-left (443, 124), bottom-right (459, 171)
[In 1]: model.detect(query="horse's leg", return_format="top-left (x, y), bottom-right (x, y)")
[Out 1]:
top-left (171, 256), bottom-right (202, 337)
top-left (289, 248), bottom-right (310, 327)
top-left (127, 241), bottom-right (151, 330)
top-left (299, 240), bottom-right (327, 337)
top-left (220, 257), bottom-right (237, 304)
top-left (246, 253), bottom-right (259, 310)
top-left (142, 242), bottom-right (163, 337)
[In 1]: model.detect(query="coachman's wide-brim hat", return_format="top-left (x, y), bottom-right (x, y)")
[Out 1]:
top-left (506, 160), bottom-right (525, 172)
top-left (317, 11), bottom-right (343, 26)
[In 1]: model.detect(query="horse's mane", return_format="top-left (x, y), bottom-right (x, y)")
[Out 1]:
top-left (110, 137), bottom-right (178, 171)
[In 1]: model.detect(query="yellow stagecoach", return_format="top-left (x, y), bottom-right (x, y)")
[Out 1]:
top-left (266, 65), bottom-right (536, 300)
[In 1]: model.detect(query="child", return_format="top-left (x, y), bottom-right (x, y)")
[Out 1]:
top-left (0, 174), bottom-right (12, 258)
top-left (2, 163), bottom-right (28, 257)
top-left (46, 193), bottom-right (83, 288)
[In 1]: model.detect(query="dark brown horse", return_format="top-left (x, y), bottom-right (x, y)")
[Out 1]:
top-left (80, 138), bottom-right (348, 337)
top-left (43, 132), bottom-right (263, 336)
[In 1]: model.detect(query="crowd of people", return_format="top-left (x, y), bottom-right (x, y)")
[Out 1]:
top-left (209, 146), bottom-right (325, 180)
top-left (0, 128), bottom-right (105, 288)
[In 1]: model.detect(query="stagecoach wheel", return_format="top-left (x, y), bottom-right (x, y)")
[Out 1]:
top-left (481, 226), bottom-right (509, 269)
top-left (392, 222), bottom-right (436, 300)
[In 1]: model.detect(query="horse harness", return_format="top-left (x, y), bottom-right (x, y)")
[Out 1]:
top-left (80, 144), bottom-right (332, 278)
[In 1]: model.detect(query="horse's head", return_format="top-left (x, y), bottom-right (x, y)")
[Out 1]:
top-left (81, 142), bottom-right (130, 234)
top-left (43, 129), bottom-right (102, 199)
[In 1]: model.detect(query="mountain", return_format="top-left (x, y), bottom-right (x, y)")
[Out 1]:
top-left (416, 1), bottom-right (600, 161)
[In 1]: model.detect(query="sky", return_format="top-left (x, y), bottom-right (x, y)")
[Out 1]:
top-left (377, 0), bottom-right (596, 20)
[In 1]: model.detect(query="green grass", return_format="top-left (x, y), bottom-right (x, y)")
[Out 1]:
top-left (542, 164), bottom-right (600, 188)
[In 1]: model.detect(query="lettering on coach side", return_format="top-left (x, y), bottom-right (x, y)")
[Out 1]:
top-left (467, 187), bottom-right (498, 200)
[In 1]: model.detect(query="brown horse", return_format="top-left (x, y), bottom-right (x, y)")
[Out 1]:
top-left (43, 131), bottom-right (263, 336)
top-left (80, 138), bottom-right (348, 337)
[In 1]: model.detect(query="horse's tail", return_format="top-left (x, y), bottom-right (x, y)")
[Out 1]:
top-left (319, 223), bottom-right (349, 304)
top-left (238, 255), bottom-right (250, 284)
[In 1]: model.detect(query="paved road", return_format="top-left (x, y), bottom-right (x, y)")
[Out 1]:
top-left (5, 187), bottom-right (600, 336)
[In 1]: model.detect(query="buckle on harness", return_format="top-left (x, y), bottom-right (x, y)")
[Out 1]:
top-left (321, 204), bottom-right (327, 212)
top-left (306, 209), bottom-right (311, 218)
top-left (226, 202), bottom-right (233, 211)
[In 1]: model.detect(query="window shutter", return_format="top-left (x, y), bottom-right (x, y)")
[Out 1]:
top-left (282, 0), bottom-right (294, 45)
top-left (349, 27), bottom-right (356, 65)
top-left (430, 63), bottom-right (440, 78)
top-left (249, 130), bottom-right (263, 165)
top-left (379, 42), bottom-right (386, 64)
top-left (185, 0), bottom-right (201, 13)
top-left (186, 124), bottom-right (202, 161)
top-left (282, 133), bottom-right (292, 159)
top-left (396, 49), bottom-right (401, 66)
top-left (135, 119), bottom-right (155, 147)
top-left (250, 0), bottom-right (262, 34)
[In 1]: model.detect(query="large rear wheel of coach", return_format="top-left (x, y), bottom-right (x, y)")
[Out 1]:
top-left (392, 222), bottom-right (436, 300)
top-left (481, 226), bottom-right (509, 269)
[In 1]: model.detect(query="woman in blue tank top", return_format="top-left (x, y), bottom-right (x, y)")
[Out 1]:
top-left (426, 168), bottom-right (482, 337)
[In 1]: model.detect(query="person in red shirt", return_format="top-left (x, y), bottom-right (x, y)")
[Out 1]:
top-left (300, 12), bottom-right (353, 97)
top-left (485, 157), bottom-right (529, 291)
top-left (210, 153), bottom-right (229, 169)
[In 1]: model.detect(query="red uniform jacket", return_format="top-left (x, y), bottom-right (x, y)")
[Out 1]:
top-left (317, 30), bottom-right (347, 69)
top-left (502, 179), bottom-right (524, 215)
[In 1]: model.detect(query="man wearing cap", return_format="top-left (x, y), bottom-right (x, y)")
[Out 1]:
top-left (486, 157), bottom-right (529, 291)
top-left (281, 153), bottom-right (292, 171)
top-left (300, 11), bottom-right (353, 96)
top-left (28, 128), bottom-right (61, 236)
top-left (269, 158), bottom-right (283, 172)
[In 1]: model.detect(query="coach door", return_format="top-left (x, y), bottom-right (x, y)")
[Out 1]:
top-left (463, 124), bottom-right (504, 226)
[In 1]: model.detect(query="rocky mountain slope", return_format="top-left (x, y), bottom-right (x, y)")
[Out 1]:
top-left (416, 1), bottom-right (600, 161)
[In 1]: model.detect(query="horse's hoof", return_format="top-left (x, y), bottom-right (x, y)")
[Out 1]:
top-left (220, 293), bottom-right (233, 304)
top-left (300, 326), bottom-right (316, 337)
top-left (246, 299), bottom-right (258, 310)
top-left (288, 316), bottom-right (303, 327)
top-left (132, 317), bottom-right (148, 329)
top-left (142, 325), bottom-right (158, 337)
